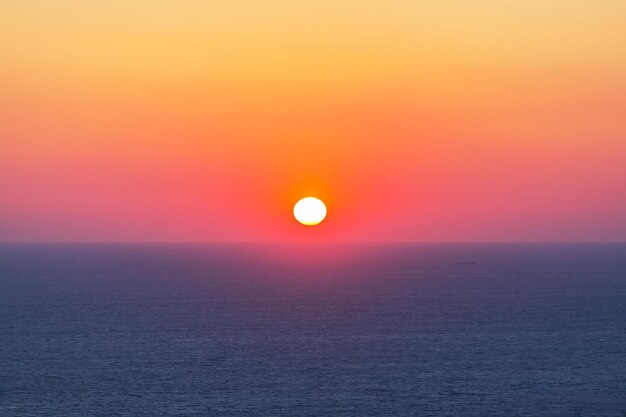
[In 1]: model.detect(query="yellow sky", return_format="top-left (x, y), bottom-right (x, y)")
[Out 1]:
top-left (1, 0), bottom-right (625, 241)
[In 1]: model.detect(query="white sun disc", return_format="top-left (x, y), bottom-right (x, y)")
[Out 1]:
top-left (293, 197), bottom-right (327, 226)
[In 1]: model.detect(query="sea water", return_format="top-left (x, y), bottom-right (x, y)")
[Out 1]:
top-left (1, 243), bottom-right (625, 416)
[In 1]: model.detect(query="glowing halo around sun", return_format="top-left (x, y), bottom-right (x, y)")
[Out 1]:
top-left (293, 197), bottom-right (327, 226)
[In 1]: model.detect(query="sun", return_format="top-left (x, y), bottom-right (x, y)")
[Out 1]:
top-left (293, 197), bottom-right (327, 226)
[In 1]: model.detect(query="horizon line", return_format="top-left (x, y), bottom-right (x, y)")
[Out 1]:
top-left (1, 241), bottom-right (625, 245)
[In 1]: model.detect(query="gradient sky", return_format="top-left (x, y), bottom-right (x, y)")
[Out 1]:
top-left (1, 0), bottom-right (625, 242)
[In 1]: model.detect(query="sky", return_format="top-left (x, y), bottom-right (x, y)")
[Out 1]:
top-left (1, 0), bottom-right (625, 242)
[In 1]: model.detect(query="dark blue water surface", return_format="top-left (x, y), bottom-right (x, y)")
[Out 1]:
top-left (1, 243), bottom-right (625, 416)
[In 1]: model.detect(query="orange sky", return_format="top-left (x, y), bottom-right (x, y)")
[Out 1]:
top-left (1, 0), bottom-right (625, 241)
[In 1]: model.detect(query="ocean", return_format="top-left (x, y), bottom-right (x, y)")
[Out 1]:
top-left (1, 243), bottom-right (625, 416)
